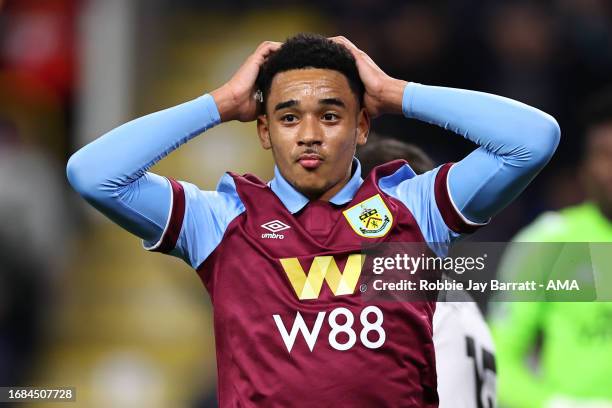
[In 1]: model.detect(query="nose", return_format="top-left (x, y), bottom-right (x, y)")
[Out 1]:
top-left (297, 115), bottom-right (323, 146)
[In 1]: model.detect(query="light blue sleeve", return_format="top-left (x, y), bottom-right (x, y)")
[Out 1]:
top-left (66, 93), bottom-right (242, 265)
top-left (379, 165), bottom-right (458, 257)
top-left (156, 175), bottom-right (245, 268)
top-left (382, 83), bottom-right (560, 251)
top-left (402, 83), bottom-right (560, 224)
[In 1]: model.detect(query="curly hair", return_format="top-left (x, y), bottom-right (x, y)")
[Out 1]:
top-left (256, 33), bottom-right (364, 111)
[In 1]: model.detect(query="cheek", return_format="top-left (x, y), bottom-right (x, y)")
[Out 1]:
top-left (328, 127), bottom-right (358, 153)
top-left (270, 125), bottom-right (293, 146)
top-left (268, 127), bottom-right (296, 153)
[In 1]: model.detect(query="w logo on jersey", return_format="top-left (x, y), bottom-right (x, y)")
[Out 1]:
top-left (279, 255), bottom-right (366, 300)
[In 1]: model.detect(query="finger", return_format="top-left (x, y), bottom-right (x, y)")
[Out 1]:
top-left (255, 41), bottom-right (282, 56)
top-left (262, 42), bottom-right (282, 57)
top-left (256, 40), bottom-right (281, 50)
top-left (250, 41), bottom-right (282, 65)
top-left (329, 36), bottom-right (366, 62)
top-left (329, 35), bottom-right (351, 44)
top-left (329, 36), bottom-right (359, 52)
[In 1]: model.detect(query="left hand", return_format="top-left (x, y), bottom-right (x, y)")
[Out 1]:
top-left (329, 36), bottom-right (407, 118)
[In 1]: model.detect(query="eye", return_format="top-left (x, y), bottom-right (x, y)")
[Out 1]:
top-left (281, 114), bottom-right (297, 123)
top-left (322, 113), bottom-right (339, 121)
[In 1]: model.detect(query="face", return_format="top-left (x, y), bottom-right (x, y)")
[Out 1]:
top-left (582, 122), bottom-right (612, 216)
top-left (257, 68), bottom-right (369, 201)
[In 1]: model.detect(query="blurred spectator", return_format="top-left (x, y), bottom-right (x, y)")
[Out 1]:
top-left (0, 119), bottom-right (71, 385)
top-left (0, 0), bottom-right (76, 386)
top-left (484, 2), bottom-right (559, 111)
top-left (2, 0), bottom-right (612, 403)
top-left (357, 134), bottom-right (435, 176)
top-left (489, 89), bottom-right (612, 408)
top-left (358, 136), bottom-right (498, 408)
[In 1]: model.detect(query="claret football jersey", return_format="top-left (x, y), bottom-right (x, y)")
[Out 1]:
top-left (144, 158), bottom-right (483, 407)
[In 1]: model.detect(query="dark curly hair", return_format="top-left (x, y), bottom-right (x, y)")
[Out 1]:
top-left (256, 33), bottom-right (364, 111)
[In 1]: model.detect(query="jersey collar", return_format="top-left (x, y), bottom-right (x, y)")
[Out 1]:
top-left (269, 158), bottom-right (364, 214)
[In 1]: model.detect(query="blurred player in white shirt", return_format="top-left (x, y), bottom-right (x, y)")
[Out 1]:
top-left (359, 137), bottom-right (497, 408)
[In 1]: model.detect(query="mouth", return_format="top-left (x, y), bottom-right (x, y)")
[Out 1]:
top-left (297, 153), bottom-right (323, 170)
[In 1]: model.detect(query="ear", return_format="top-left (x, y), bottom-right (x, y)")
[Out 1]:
top-left (257, 113), bottom-right (272, 150)
top-left (356, 107), bottom-right (370, 146)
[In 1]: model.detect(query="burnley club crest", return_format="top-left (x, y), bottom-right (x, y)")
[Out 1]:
top-left (343, 194), bottom-right (393, 238)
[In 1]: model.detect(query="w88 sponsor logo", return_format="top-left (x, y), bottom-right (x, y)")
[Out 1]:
top-left (273, 306), bottom-right (385, 352)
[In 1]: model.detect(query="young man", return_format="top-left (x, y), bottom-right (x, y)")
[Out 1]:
top-left (67, 33), bottom-right (559, 407)
top-left (359, 137), bottom-right (497, 408)
top-left (490, 90), bottom-right (612, 408)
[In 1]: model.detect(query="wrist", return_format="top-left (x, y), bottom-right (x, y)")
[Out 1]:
top-left (210, 85), bottom-right (238, 122)
top-left (380, 78), bottom-right (408, 116)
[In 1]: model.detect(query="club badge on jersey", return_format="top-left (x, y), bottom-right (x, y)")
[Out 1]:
top-left (343, 194), bottom-right (393, 238)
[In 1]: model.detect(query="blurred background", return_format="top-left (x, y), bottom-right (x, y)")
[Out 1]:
top-left (1, 0), bottom-right (611, 406)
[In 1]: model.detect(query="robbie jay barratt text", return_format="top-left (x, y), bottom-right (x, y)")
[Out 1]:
top-left (370, 279), bottom-right (581, 292)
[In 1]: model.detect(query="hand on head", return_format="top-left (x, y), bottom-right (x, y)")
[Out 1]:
top-left (211, 41), bottom-right (282, 123)
top-left (328, 36), bottom-right (406, 118)
top-left (211, 35), bottom-right (406, 123)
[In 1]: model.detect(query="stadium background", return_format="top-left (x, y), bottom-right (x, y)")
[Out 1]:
top-left (0, 0), bottom-right (610, 406)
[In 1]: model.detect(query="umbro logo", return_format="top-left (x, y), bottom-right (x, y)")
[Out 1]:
top-left (262, 220), bottom-right (290, 232)
top-left (261, 220), bottom-right (290, 239)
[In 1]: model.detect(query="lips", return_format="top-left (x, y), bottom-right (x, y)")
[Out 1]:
top-left (297, 153), bottom-right (323, 170)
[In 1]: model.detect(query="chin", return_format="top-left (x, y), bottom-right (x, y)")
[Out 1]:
top-left (295, 181), bottom-right (326, 197)
top-left (290, 174), bottom-right (328, 197)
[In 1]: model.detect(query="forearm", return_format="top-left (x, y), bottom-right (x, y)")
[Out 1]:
top-left (66, 94), bottom-right (221, 240)
top-left (402, 83), bottom-right (560, 223)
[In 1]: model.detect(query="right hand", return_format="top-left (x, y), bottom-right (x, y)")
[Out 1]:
top-left (328, 36), bottom-right (405, 118)
top-left (211, 41), bottom-right (282, 122)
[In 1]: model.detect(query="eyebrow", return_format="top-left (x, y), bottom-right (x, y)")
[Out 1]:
top-left (274, 100), bottom-right (298, 112)
top-left (319, 98), bottom-right (345, 108)
top-left (273, 97), bottom-right (346, 112)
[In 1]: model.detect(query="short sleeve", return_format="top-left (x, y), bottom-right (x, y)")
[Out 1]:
top-left (433, 163), bottom-right (489, 234)
top-left (143, 177), bottom-right (186, 254)
top-left (143, 173), bottom-right (245, 268)
top-left (380, 163), bottom-right (488, 256)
